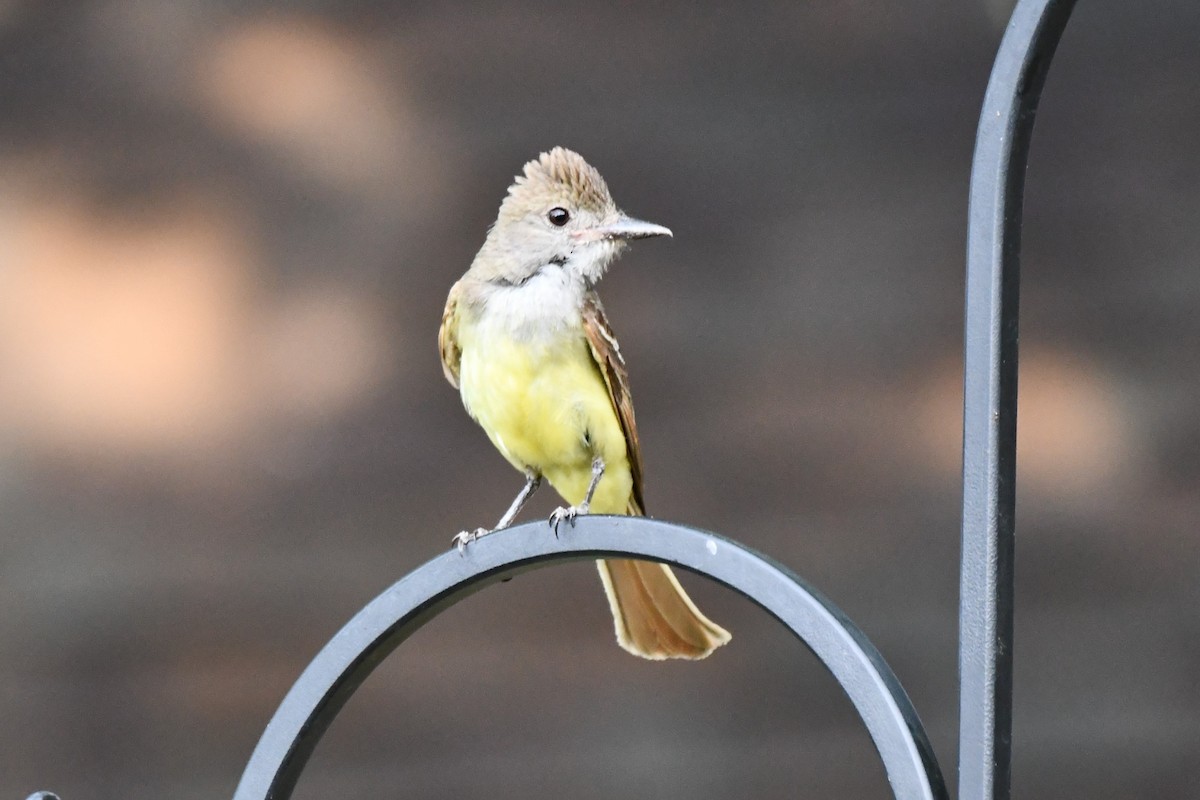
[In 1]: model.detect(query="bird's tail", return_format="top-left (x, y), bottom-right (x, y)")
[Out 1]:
top-left (596, 555), bottom-right (731, 660)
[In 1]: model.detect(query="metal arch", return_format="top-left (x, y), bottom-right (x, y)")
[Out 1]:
top-left (960, 1), bottom-right (1076, 799)
top-left (234, 516), bottom-right (947, 800)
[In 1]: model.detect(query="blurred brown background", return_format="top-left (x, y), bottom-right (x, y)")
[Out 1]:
top-left (2, 1), bottom-right (1198, 798)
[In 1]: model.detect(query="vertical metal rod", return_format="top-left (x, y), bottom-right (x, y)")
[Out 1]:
top-left (960, 1), bottom-right (1076, 799)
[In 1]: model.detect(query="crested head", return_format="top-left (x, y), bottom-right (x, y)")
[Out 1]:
top-left (469, 147), bottom-right (671, 289)
top-left (499, 147), bottom-right (615, 224)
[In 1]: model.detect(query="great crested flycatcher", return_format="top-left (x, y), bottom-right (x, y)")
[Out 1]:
top-left (438, 147), bottom-right (730, 660)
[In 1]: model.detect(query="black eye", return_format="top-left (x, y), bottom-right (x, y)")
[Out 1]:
top-left (547, 207), bottom-right (570, 226)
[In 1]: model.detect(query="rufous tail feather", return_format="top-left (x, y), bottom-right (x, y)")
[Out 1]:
top-left (596, 557), bottom-right (731, 660)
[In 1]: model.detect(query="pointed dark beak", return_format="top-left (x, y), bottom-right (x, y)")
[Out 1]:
top-left (575, 214), bottom-right (673, 242)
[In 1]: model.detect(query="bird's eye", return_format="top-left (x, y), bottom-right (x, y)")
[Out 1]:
top-left (547, 207), bottom-right (570, 226)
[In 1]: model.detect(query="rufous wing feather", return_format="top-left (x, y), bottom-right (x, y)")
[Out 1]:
top-left (439, 281), bottom-right (464, 388)
top-left (581, 292), bottom-right (644, 513)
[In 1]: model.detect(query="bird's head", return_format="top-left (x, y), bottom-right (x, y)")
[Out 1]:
top-left (477, 147), bottom-right (671, 287)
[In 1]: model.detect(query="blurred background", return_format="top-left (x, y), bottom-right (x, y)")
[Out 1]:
top-left (1, 1), bottom-right (1198, 798)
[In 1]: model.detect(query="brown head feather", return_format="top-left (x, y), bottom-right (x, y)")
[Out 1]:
top-left (498, 147), bottom-right (615, 222)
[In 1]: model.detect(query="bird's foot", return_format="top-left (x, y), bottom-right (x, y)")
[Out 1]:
top-left (452, 527), bottom-right (491, 554)
top-left (548, 503), bottom-right (589, 537)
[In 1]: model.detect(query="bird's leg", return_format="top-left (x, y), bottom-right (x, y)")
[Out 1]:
top-left (580, 456), bottom-right (605, 509)
top-left (496, 471), bottom-right (542, 529)
top-left (453, 470), bottom-right (542, 553)
top-left (549, 457), bottom-right (605, 536)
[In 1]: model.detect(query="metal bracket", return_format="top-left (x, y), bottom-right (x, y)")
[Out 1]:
top-left (233, 517), bottom-right (947, 800)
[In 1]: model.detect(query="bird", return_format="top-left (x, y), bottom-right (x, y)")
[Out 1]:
top-left (438, 147), bottom-right (730, 660)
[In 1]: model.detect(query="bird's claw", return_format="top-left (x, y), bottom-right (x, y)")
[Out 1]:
top-left (548, 503), bottom-right (588, 537)
top-left (452, 527), bottom-right (491, 554)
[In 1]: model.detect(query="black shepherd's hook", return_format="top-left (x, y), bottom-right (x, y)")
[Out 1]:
top-left (232, 518), bottom-right (947, 800)
top-left (960, 1), bottom-right (1076, 799)
top-left (25, 2), bottom-right (1081, 799)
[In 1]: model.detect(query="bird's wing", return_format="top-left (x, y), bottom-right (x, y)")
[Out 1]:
top-left (438, 281), bottom-right (464, 388)
top-left (581, 290), bottom-right (645, 515)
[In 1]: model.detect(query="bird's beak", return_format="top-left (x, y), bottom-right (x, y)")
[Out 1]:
top-left (574, 215), bottom-right (673, 243)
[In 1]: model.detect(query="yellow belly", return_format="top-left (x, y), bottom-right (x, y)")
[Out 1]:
top-left (458, 328), bottom-right (633, 514)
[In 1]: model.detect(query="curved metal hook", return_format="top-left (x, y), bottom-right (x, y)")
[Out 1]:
top-left (961, 1), bottom-right (1076, 798)
top-left (234, 517), bottom-right (946, 800)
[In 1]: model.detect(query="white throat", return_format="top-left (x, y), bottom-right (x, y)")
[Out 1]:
top-left (478, 265), bottom-right (585, 341)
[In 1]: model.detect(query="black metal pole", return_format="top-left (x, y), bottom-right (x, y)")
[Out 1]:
top-left (959, 1), bottom-right (1076, 799)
